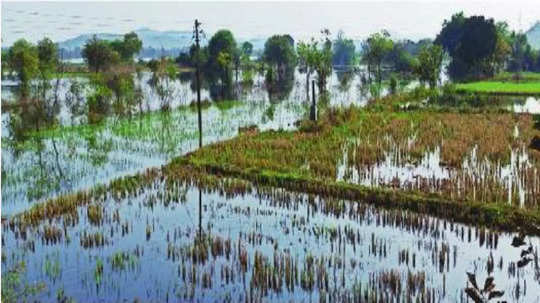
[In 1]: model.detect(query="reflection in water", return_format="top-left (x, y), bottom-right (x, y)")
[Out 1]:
top-left (1, 98), bottom-right (307, 216)
top-left (2, 180), bottom-right (539, 302)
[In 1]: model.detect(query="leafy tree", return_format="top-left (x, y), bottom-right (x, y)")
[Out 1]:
top-left (121, 32), bottom-right (143, 61)
top-left (206, 30), bottom-right (237, 100)
top-left (82, 35), bottom-right (119, 73)
top-left (415, 44), bottom-right (443, 88)
top-left (362, 31), bottom-right (394, 84)
top-left (263, 34), bottom-right (297, 81)
top-left (313, 29), bottom-right (333, 95)
top-left (491, 22), bottom-right (512, 74)
top-left (332, 30), bottom-right (356, 71)
top-left (507, 32), bottom-right (531, 72)
top-left (386, 41), bottom-right (417, 74)
top-left (457, 16), bottom-right (497, 75)
top-left (436, 13), bottom-right (498, 80)
top-left (36, 37), bottom-right (60, 123)
top-left (298, 39), bottom-right (318, 101)
top-left (435, 12), bottom-right (466, 57)
top-left (110, 32), bottom-right (142, 62)
top-left (263, 34), bottom-right (297, 100)
top-left (241, 41), bottom-right (253, 57)
top-left (37, 38), bottom-right (58, 76)
top-left (7, 39), bottom-right (39, 98)
top-left (1, 50), bottom-right (9, 76)
top-left (238, 42), bottom-right (255, 86)
top-left (65, 79), bottom-right (87, 124)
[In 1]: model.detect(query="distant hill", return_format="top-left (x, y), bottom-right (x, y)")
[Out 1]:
top-left (58, 28), bottom-right (270, 59)
top-left (59, 27), bottom-right (193, 51)
top-left (526, 21), bottom-right (540, 49)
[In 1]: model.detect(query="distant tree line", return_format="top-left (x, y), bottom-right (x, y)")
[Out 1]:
top-left (4, 11), bottom-right (540, 136)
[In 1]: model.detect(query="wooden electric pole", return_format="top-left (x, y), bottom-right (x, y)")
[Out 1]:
top-left (194, 19), bottom-right (203, 148)
top-left (194, 19), bottom-right (204, 238)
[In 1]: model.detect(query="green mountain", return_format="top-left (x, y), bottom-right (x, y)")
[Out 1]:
top-left (526, 21), bottom-right (540, 49)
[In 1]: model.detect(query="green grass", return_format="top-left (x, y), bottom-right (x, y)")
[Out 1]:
top-left (456, 81), bottom-right (540, 95)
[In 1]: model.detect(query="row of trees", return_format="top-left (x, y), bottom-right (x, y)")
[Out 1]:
top-left (6, 12), bottom-right (539, 134)
top-left (3, 32), bottom-right (145, 136)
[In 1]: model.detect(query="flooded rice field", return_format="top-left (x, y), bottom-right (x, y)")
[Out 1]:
top-left (1, 70), bottom-right (386, 217)
top-left (2, 70), bottom-right (540, 302)
top-left (1, 99), bottom-right (305, 216)
top-left (337, 144), bottom-right (539, 207)
top-left (3, 177), bottom-right (539, 302)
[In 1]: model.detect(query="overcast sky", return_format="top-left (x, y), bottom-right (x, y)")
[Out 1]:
top-left (2, 1), bottom-right (540, 46)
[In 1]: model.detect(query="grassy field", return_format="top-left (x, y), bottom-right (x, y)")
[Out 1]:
top-left (456, 81), bottom-right (540, 95)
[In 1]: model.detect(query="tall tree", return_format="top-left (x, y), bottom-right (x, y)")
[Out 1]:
top-left (37, 38), bottom-right (58, 76)
top-left (7, 39), bottom-right (39, 98)
top-left (110, 32), bottom-right (143, 62)
top-left (436, 13), bottom-right (498, 80)
top-left (332, 30), bottom-right (356, 71)
top-left (415, 44), bottom-right (443, 89)
top-left (36, 37), bottom-right (60, 122)
top-left (313, 29), bottom-right (333, 95)
top-left (435, 12), bottom-right (466, 58)
top-left (297, 39), bottom-right (318, 101)
top-left (241, 41), bottom-right (253, 57)
top-left (82, 35), bottom-right (119, 73)
top-left (263, 34), bottom-right (297, 99)
top-left (206, 30), bottom-right (237, 99)
top-left (263, 34), bottom-right (297, 82)
top-left (508, 32), bottom-right (530, 72)
top-left (362, 31), bottom-right (393, 84)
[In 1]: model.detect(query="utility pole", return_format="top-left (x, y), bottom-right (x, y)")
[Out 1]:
top-left (194, 19), bottom-right (203, 148)
top-left (194, 19), bottom-right (204, 238)
top-left (310, 80), bottom-right (316, 121)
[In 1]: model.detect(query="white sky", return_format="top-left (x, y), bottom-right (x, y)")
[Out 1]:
top-left (2, 0), bottom-right (540, 46)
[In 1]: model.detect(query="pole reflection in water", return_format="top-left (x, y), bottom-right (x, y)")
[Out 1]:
top-left (198, 188), bottom-right (203, 236)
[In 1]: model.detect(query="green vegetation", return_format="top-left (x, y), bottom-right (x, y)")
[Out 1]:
top-left (263, 34), bottom-right (298, 100)
top-left (362, 31), bottom-right (394, 84)
top-left (1, 262), bottom-right (45, 303)
top-left (82, 32), bottom-right (142, 73)
top-left (456, 81), bottom-right (540, 95)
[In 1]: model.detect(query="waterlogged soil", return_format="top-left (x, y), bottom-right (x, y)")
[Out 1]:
top-left (2, 179), bottom-right (539, 302)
